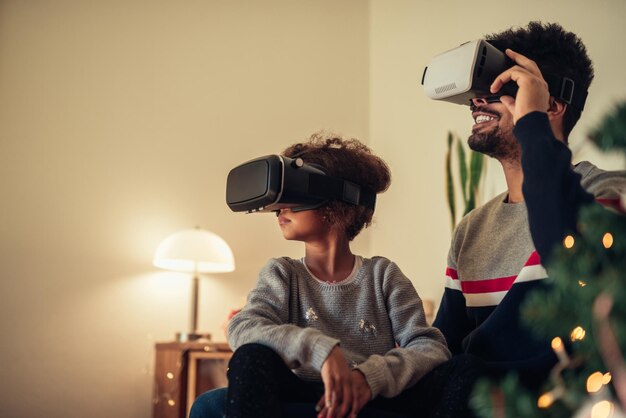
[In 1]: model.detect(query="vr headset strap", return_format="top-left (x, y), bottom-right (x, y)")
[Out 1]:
top-left (544, 73), bottom-right (588, 111)
top-left (308, 173), bottom-right (377, 209)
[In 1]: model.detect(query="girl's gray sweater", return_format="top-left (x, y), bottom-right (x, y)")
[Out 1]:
top-left (227, 256), bottom-right (451, 399)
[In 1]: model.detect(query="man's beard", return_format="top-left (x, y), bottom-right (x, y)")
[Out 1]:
top-left (468, 112), bottom-right (520, 162)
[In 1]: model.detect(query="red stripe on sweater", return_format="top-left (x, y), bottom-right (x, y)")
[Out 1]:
top-left (445, 267), bottom-right (458, 280)
top-left (524, 251), bottom-right (541, 266)
top-left (461, 275), bottom-right (517, 293)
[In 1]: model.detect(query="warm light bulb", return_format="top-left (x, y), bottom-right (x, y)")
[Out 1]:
top-left (587, 372), bottom-right (604, 393)
top-left (167, 400), bottom-right (176, 407)
top-left (602, 372), bottom-right (612, 385)
top-left (563, 235), bottom-right (575, 249)
top-left (590, 400), bottom-right (613, 418)
top-left (537, 392), bottom-right (555, 408)
top-left (551, 337), bottom-right (569, 365)
top-left (578, 280), bottom-right (587, 287)
top-left (166, 372), bottom-right (174, 380)
top-left (570, 326), bottom-right (586, 341)
top-left (602, 233), bottom-right (614, 249)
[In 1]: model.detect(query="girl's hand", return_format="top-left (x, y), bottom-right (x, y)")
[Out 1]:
top-left (347, 369), bottom-right (372, 418)
top-left (317, 346), bottom-right (353, 418)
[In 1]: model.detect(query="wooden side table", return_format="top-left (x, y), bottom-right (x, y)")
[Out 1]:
top-left (153, 341), bottom-right (232, 418)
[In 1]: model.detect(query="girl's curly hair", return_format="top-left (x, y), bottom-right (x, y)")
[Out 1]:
top-left (282, 133), bottom-right (391, 241)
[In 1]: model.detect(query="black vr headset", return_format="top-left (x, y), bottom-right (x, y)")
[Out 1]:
top-left (225, 154), bottom-right (376, 213)
top-left (421, 39), bottom-right (588, 111)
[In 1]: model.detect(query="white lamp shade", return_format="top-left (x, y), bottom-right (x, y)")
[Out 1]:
top-left (153, 228), bottom-right (235, 273)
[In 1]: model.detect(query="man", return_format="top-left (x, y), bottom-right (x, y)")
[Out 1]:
top-left (433, 21), bottom-right (626, 389)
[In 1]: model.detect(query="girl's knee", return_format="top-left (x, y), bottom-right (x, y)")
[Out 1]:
top-left (228, 343), bottom-right (284, 375)
top-left (231, 343), bottom-right (280, 362)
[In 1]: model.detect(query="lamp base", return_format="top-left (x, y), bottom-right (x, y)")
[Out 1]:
top-left (176, 332), bottom-right (212, 342)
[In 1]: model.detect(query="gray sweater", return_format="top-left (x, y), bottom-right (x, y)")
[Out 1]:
top-left (435, 158), bottom-right (626, 366)
top-left (227, 256), bottom-right (451, 399)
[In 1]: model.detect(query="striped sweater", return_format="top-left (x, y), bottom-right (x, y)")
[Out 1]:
top-left (433, 114), bottom-right (626, 379)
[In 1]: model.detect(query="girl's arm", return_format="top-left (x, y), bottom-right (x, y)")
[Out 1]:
top-left (227, 258), bottom-right (340, 371)
top-left (355, 262), bottom-right (451, 399)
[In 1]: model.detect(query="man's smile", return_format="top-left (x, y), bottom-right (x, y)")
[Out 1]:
top-left (472, 111), bottom-right (500, 131)
top-left (475, 114), bottom-right (497, 124)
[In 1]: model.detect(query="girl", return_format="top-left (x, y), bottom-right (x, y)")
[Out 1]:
top-left (225, 134), bottom-right (451, 418)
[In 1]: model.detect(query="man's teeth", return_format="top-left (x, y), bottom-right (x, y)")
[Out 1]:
top-left (475, 115), bottom-right (496, 124)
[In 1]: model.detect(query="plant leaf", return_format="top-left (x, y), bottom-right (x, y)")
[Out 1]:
top-left (456, 139), bottom-right (468, 205)
top-left (464, 150), bottom-right (484, 215)
top-left (445, 131), bottom-right (456, 229)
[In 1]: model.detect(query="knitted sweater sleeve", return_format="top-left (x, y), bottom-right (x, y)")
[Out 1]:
top-left (355, 261), bottom-right (451, 399)
top-left (513, 112), bottom-right (595, 261)
top-left (227, 258), bottom-right (340, 371)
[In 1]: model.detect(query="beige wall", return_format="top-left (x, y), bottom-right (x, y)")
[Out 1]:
top-left (369, 0), bottom-right (626, 307)
top-left (2, 1), bottom-right (626, 417)
top-left (0, 1), bottom-right (369, 417)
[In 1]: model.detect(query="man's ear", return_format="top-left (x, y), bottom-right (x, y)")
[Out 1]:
top-left (547, 98), bottom-right (567, 141)
top-left (547, 97), bottom-right (567, 119)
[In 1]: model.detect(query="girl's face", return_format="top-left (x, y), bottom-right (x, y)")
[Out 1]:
top-left (276, 208), bottom-right (330, 242)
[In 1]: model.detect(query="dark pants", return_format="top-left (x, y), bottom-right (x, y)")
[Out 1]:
top-left (224, 343), bottom-right (481, 418)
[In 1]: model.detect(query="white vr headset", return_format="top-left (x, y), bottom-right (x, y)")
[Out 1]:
top-left (421, 39), bottom-right (588, 111)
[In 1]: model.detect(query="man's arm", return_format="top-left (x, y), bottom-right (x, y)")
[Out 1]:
top-left (492, 49), bottom-right (595, 261)
top-left (514, 112), bottom-right (595, 261)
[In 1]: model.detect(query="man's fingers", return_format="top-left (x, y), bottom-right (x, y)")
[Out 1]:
top-left (490, 67), bottom-right (516, 94)
top-left (505, 49), bottom-right (542, 76)
top-left (490, 66), bottom-right (526, 94)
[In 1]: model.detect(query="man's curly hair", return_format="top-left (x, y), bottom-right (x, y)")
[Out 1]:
top-left (282, 133), bottom-right (391, 241)
top-left (486, 21), bottom-right (594, 140)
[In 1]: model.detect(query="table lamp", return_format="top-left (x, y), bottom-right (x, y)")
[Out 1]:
top-left (153, 227), bottom-right (235, 341)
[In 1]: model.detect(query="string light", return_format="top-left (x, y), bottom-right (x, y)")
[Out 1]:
top-left (551, 337), bottom-right (569, 365)
top-left (167, 400), bottom-right (176, 407)
top-left (570, 326), bottom-right (586, 341)
top-left (602, 372), bottom-right (612, 385)
top-left (587, 371), bottom-right (605, 393)
top-left (537, 387), bottom-right (565, 409)
top-left (564, 235), bottom-right (575, 249)
top-left (538, 391), bottom-right (555, 408)
top-left (602, 233), bottom-right (614, 249)
top-left (590, 400), bottom-right (614, 418)
top-left (166, 372), bottom-right (174, 379)
top-left (579, 280), bottom-right (587, 287)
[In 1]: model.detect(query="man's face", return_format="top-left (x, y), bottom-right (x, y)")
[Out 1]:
top-left (467, 97), bottom-right (520, 162)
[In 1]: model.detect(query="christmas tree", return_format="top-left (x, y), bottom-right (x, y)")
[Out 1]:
top-left (471, 101), bottom-right (626, 418)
